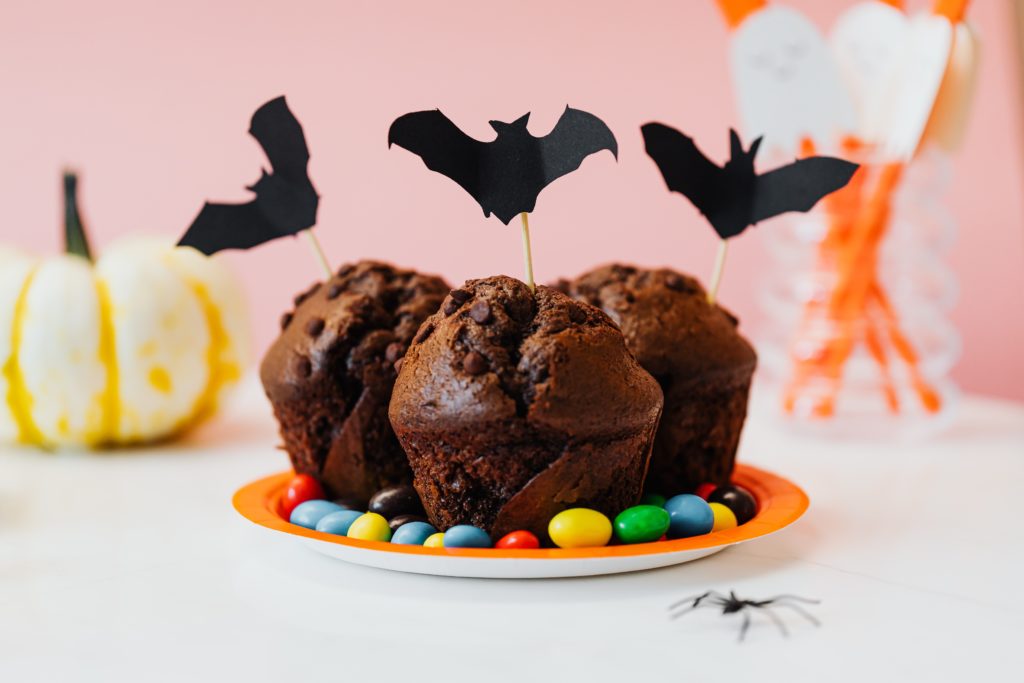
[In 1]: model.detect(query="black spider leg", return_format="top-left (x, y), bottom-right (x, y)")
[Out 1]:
top-left (669, 597), bottom-right (727, 621)
top-left (757, 605), bottom-right (790, 639)
top-left (739, 612), bottom-right (752, 642)
top-left (763, 594), bottom-right (821, 605)
top-left (667, 590), bottom-right (726, 611)
top-left (768, 599), bottom-right (822, 628)
top-left (668, 591), bottom-right (729, 619)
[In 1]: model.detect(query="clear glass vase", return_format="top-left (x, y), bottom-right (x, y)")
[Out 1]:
top-left (757, 147), bottom-right (960, 438)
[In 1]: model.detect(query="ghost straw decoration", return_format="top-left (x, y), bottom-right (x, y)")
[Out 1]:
top-left (177, 96), bottom-right (329, 277)
top-left (388, 107), bottom-right (618, 291)
top-left (641, 124), bottom-right (858, 305)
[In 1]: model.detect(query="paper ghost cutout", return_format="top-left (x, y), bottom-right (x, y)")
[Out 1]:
top-left (641, 123), bottom-right (859, 239)
top-left (730, 5), bottom-right (856, 156)
top-left (178, 96), bottom-right (319, 254)
top-left (831, 1), bottom-right (908, 140)
top-left (388, 107), bottom-right (617, 224)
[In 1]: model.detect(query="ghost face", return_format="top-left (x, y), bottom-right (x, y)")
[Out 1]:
top-left (831, 2), bottom-right (908, 136)
top-left (731, 6), bottom-right (855, 157)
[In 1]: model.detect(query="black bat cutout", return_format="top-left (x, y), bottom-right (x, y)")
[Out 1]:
top-left (388, 107), bottom-right (618, 224)
top-left (177, 96), bottom-right (319, 255)
top-left (641, 123), bottom-right (858, 239)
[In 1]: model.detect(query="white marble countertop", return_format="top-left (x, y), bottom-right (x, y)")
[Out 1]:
top-left (2, 379), bottom-right (1023, 682)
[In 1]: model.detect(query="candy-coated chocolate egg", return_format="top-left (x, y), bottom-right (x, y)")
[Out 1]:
top-left (346, 512), bottom-right (393, 542)
top-left (694, 483), bottom-right (718, 500)
top-left (495, 530), bottom-right (541, 550)
top-left (368, 485), bottom-right (425, 520)
top-left (443, 525), bottom-right (492, 548)
top-left (640, 493), bottom-right (667, 507)
top-left (388, 514), bottom-right (430, 532)
top-left (709, 502), bottom-right (738, 532)
top-left (613, 505), bottom-right (671, 544)
top-left (392, 521), bottom-right (438, 545)
top-left (281, 474), bottom-right (325, 519)
top-left (708, 485), bottom-right (757, 524)
top-left (315, 509), bottom-right (364, 535)
top-left (548, 508), bottom-right (612, 549)
top-left (290, 500), bottom-right (346, 529)
top-left (664, 494), bottom-right (714, 539)
top-left (423, 532), bottom-right (445, 548)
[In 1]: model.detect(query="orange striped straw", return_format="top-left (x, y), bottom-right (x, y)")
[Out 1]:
top-left (879, 0), bottom-right (906, 9)
top-left (715, 0), bottom-right (766, 29)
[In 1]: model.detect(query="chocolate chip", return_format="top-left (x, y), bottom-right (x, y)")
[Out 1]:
top-left (393, 358), bottom-right (405, 374)
top-left (721, 308), bottom-right (740, 327)
top-left (664, 274), bottom-right (684, 291)
top-left (414, 323), bottom-right (434, 344)
top-left (443, 298), bottom-right (460, 316)
top-left (293, 282), bottom-right (321, 306)
top-left (462, 351), bottom-right (487, 375)
top-left (468, 301), bottom-right (492, 324)
top-left (305, 317), bottom-right (325, 337)
top-left (326, 282), bottom-right (344, 299)
top-left (336, 264), bottom-right (355, 277)
top-left (551, 278), bottom-right (571, 294)
top-left (293, 355), bottom-right (312, 378)
top-left (280, 311), bottom-right (294, 330)
top-left (568, 305), bottom-right (587, 324)
top-left (385, 342), bottom-right (405, 363)
top-left (623, 291), bottom-right (635, 304)
top-left (450, 288), bottom-right (471, 303)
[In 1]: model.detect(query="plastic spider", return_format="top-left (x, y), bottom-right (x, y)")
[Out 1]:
top-left (668, 590), bottom-right (821, 642)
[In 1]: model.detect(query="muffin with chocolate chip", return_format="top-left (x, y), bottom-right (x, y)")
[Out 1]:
top-left (260, 261), bottom-right (449, 502)
top-left (388, 275), bottom-right (664, 539)
top-left (559, 265), bottom-right (756, 494)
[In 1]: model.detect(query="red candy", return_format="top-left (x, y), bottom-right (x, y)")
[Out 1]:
top-left (280, 474), bottom-right (325, 518)
top-left (495, 530), bottom-right (541, 550)
top-left (694, 483), bottom-right (718, 500)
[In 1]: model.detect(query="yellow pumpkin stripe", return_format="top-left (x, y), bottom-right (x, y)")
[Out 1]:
top-left (2, 268), bottom-right (47, 446)
top-left (180, 280), bottom-right (240, 429)
top-left (92, 277), bottom-right (120, 446)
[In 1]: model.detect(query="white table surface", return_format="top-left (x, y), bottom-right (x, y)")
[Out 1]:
top-left (2, 378), bottom-right (1023, 683)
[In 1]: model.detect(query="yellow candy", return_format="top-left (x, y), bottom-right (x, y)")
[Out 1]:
top-left (346, 512), bottom-right (392, 542)
top-left (548, 508), bottom-right (612, 549)
top-left (423, 532), bottom-right (445, 548)
top-left (709, 502), bottom-right (738, 532)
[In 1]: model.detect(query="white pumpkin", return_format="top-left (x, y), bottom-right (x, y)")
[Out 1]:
top-left (0, 177), bottom-right (249, 447)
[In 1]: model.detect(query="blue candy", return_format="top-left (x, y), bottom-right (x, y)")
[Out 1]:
top-left (443, 525), bottom-right (492, 548)
top-left (290, 500), bottom-right (346, 529)
top-left (314, 509), bottom-right (365, 535)
top-left (392, 521), bottom-right (438, 545)
top-left (664, 494), bottom-right (715, 539)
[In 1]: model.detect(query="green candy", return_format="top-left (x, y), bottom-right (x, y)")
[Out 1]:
top-left (614, 505), bottom-right (671, 544)
top-left (640, 493), bottom-right (667, 507)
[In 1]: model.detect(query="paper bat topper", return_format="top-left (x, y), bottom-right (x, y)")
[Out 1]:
top-left (388, 107), bottom-right (617, 224)
top-left (641, 123), bottom-right (858, 239)
top-left (178, 96), bottom-right (319, 254)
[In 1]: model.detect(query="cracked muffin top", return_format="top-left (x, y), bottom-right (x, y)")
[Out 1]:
top-left (260, 260), bottom-right (450, 421)
top-left (557, 264), bottom-right (756, 384)
top-left (389, 275), bottom-right (663, 439)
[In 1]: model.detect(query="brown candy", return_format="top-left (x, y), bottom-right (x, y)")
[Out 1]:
top-left (368, 485), bottom-right (425, 519)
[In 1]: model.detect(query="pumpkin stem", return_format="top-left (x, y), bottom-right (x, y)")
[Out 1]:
top-left (63, 170), bottom-right (93, 261)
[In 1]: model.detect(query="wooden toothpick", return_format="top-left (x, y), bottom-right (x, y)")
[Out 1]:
top-left (303, 229), bottom-right (333, 279)
top-left (520, 212), bottom-right (535, 292)
top-left (707, 238), bottom-right (729, 305)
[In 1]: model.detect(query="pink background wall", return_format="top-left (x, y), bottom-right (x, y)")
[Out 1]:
top-left (1, 0), bottom-right (1022, 400)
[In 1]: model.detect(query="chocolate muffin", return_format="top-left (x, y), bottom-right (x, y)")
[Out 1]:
top-left (560, 265), bottom-right (756, 494)
top-left (260, 261), bottom-right (449, 502)
top-left (388, 275), bottom-right (664, 539)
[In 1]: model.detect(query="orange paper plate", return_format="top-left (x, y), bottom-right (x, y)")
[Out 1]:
top-left (233, 463), bottom-right (808, 578)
